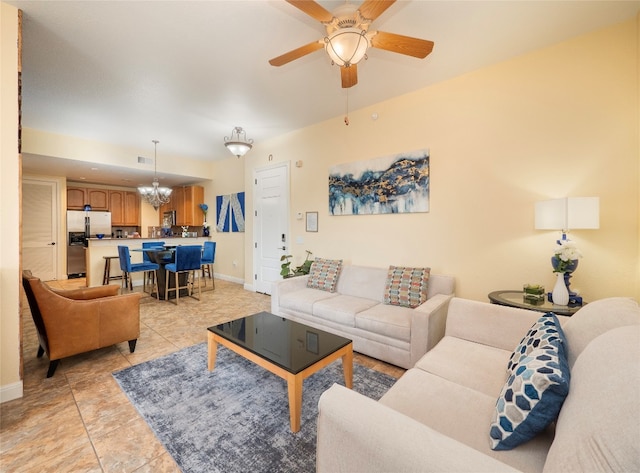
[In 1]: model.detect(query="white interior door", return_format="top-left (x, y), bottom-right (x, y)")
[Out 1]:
top-left (253, 163), bottom-right (290, 294)
top-left (22, 179), bottom-right (58, 280)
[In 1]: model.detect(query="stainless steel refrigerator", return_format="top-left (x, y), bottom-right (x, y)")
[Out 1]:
top-left (67, 210), bottom-right (112, 277)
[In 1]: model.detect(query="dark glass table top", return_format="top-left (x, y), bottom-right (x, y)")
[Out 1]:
top-left (488, 290), bottom-right (584, 316)
top-left (208, 312), bottom-right (352, 374)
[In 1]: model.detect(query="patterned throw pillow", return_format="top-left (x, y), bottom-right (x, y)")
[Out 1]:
top-left (306, 258), bottom-right (342, 293)
top-left (490, 345), bottom-right (570, 450)
top-left (506, 312), bottom-right (566, 375)
top-left (383, 266), bottom-right (430, 309)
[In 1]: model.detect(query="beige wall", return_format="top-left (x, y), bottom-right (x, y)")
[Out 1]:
top-left (1, 3), bottom-right (22, 401)
top-left (244, 18), bottom-right (640, 302)
top-left (207, 156), bottom-right (246, 283)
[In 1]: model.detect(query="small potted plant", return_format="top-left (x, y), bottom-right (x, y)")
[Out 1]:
top-left (293, 250), bottom-right (313, 276)
top-left (280, 254), bottom-right (294, 278)
top-left (280, 250), bottom-right (313, 278)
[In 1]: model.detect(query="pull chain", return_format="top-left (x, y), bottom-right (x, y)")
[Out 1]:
top-left (344, 88), bottom-right (350, 126)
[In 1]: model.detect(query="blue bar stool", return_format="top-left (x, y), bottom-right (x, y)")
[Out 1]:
top-left (165, 245), bottom-right (202, 305)
top-left (117, 245), bottom-right (160, 298)
top-left (142, 241), bottom-right (165, 287)
top-left (200, 241), bottom-right (216, 289)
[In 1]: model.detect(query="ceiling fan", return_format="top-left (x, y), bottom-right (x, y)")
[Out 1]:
top-left (269, 0), bottom-right (434, 88)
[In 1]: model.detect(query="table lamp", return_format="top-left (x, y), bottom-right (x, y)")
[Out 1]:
top-left (534, 197), bottom-right (599, 304)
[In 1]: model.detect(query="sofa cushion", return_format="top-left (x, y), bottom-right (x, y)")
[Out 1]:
top-left (490, 345), bottom-right (570, 451)
top-left (383, 266), bottom-right (430, 308)
top-left (543, 326), bottom-right (640, 473)
top-left (415, 336), bottom-right (512, 397)
top-left (380, 368), bottom-right (554, 473)
top-left (355, 303), bottom-right (413, 342)
top-left (313, 295), bottom-right (379, 327)
top-left (307, 258), bottom-right (342, 292)
top-left (507, 312), bottom-right (566, 375)
top-left (279, 288), bottom-right (337, 313)
top-left (335, 265), bottom-right (388, 301)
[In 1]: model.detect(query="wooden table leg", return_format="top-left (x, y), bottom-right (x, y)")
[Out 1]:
top-left (287, 374), bottom-right (303, 433)
top-left (207, 332), bottom-right (218, 371)
top-left (342, 346), bottom-right (353, 389)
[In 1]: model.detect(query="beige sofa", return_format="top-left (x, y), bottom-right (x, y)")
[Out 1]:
top-left (271, 264), bottom-right (455, 369)
top-left (317, 297), bottom-right (640, 473)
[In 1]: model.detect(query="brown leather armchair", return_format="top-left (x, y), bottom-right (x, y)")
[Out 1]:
top-left (22, 270), bottom-right (142, 377)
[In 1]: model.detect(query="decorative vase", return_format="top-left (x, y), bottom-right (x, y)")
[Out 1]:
top-left (551, 256), bottom-right (579, 295)
top-left (203, 227), bottom-right (210, 237)
top-left (552, 272), bottom-right (569, 306)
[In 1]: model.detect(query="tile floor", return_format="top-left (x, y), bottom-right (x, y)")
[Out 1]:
top-left (1, 277), bottom-right (404, 472)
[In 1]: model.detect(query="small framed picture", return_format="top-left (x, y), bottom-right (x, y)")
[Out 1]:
top-left (306, 331), bottom-right (319, 354)
top-left (306, 211), bottom-right (318, 232)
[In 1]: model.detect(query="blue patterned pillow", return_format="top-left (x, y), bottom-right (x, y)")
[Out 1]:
top-left (490, 346), bottom-right (570, 450)
top-left (506, 312), bottom-right (566, 375)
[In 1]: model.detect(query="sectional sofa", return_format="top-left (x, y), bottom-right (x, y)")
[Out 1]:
top-left (271, 262), bottom-right (455, 369)
top-left (316, 296), bottom-right (640, 472)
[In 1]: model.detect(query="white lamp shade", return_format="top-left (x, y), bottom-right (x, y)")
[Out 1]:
top-left (225, 142), bottom-right (252, 157)
top-left (535, 197), bottom-right (599, 231)
top-left (325, 27), bottom-right (369, 66)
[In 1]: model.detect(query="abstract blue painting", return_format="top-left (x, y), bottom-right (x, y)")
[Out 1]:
top-left (216, 192), bottom-right (245, 232)
top-left (329, 149), bottom-right (429, 216)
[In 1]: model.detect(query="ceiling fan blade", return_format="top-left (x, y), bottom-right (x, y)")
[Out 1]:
top-left (286, 0), bottom-right (334, 23)
top-left (358, 0), bottom-right (396, 21)
top-left (341, 64), bottom-right (358, 88)
top-left (370, 31), bottom-right (434, 59)
top-left (269, 41), bottom-right (324, 67)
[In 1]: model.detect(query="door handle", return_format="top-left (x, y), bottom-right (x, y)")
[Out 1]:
top-left (278, 246), bottom-right (286, 251)
top-left (48, 242), bottom-right (56, 246)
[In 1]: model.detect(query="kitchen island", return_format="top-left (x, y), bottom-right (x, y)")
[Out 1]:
top-left (85, 236), bottom-right (211, 288)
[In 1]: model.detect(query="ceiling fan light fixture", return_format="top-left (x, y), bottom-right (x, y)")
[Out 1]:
top-left (224, 126), bottom-right (253, 158)
top-left (325, 27), bottom-right (369, 67)
top-left (138, 140), bottom-right (172, 211)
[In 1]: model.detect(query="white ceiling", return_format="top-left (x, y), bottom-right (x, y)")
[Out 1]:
top-left (10, 0), bottom-right (640, 187)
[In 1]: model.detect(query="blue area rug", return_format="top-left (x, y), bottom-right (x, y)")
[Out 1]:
top-left (113, 343), bottom-right (396, 473)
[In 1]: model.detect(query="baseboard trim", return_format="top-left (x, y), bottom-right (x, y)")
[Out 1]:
top-left (0, 381), bottom-right (23, 403)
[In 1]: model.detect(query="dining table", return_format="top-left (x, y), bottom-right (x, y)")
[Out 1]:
top-left (133, 247), bottom-right (192, 300)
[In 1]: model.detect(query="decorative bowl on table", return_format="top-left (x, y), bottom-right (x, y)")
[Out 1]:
top-left (96, 234), bottom-right (105, 239)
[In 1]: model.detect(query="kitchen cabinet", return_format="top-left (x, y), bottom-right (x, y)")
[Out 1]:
top-left (110, 190), bottom-right (140, 226)
top-left (158, 185), bottom-right (204, 226)
top-left (67, 186), bottom-right (109, 210)
top-left (87, 189), bottom-right (109, 210)
top-left (109, 191), bottom-right (124, 224)
top-left (67, 187), bottom-right (86, 210)
top-left (123, 192), bottom-right (140, 225)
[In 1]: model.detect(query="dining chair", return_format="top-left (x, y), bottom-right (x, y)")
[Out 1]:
top-left (142, 241), bottom-right (165, 288)
top-left (117, 245), bottom-right (160, 298)
top-left (165, 245), bottom-right (202, 305)
top-left (200, 241), bottom-right (216, 289)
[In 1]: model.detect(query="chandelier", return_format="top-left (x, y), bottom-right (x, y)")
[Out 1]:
top-left (138, 140), bottom-right (172, 210)
top-left (224, 127), bottom-right (253, 158)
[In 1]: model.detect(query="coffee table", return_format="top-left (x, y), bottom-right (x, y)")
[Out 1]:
top-left (207, 311), bottom-right (353, 432)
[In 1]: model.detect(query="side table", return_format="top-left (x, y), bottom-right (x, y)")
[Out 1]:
top-left (488, 290), bottom-right (584, 317)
